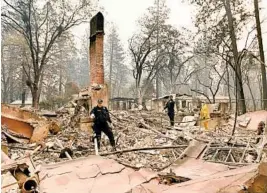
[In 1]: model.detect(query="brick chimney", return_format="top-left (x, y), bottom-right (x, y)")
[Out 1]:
top-left (89, 12), bottom-right (109, 107)
top-left (89, 12), bottom-right (104, 85)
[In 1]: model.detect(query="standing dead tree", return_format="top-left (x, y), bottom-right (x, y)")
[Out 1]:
top-left (161, 55), bottom-right (193, 94)
top-left (1, 0), bottom-right (93, 108)
top-left (129, 27), bottom-right (160, 105)
top-left (191, 0), bottom-right (254, 114)
top-left (223, 0), bottom-right (247, 114)
top-left (158, 25), bottom-right (194, 94)
top-left (253, 0), bottom-right (267, 110)
top-left (129, 0), bottom-right (171, 105)
top-left (191, 64), bottom-right (226, 104)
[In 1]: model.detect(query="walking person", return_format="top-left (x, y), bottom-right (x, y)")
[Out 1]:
top-left (164, 95), bottom-right (175, 126)
top-left (90, 99), bottom-right (116, 151)
top-left (256, 121), bottom-right (265, 144)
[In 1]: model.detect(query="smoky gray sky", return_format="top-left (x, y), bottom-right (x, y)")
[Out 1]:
top-left (72, 0), bottom-right (267, 53)
top-left (98, 0), bottom-right (195, 43)
top-left (72, 0), bottom-right (195, 49)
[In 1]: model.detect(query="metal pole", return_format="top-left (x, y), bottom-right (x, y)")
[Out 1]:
top-left (94, 137), bottom-right (99, 155)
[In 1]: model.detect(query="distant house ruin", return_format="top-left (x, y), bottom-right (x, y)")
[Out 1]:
top-left (9, 99), bottom-right (33, 107)
top-left (109, 97), bottom-right (135, 110)
top-left (145, 94), bottom-right (233, 113)
top-left (146, 94), bottom-right (176, 112)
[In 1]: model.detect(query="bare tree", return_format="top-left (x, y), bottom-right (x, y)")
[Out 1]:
top-left (2, 0), bottom-right (93, 108)
top-left (158, 25), bottom-right (193, 94)
top-left (253, 0), bottom-right (267, 110)
top-left (191, 64), bottom-right (226, 103)
top-left (223, 0), bottom-right (246, 114)
top-left (129, 29), bottom-right (158, 105)
top-left (191, 0), bottom-right (254, 114)
top-left (129, 1), bottom-right (184, 104)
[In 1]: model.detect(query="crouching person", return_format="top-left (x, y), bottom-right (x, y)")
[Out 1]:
top-left (90, 99), bottom-right (116, 151)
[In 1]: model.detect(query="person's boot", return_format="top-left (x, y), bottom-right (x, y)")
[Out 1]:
top-left (112, 146), bottom-right (117, 152)
top-left (111, 143), bottom-right (116, 151)
top-left (95, 136), bottom-right (101, 150)
top-left (110, 138), bottom-right (116, 151)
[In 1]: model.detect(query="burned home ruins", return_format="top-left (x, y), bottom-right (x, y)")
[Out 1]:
top-left (1, 1), bottom-right (267, 193)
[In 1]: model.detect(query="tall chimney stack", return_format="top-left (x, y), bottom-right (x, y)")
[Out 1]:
top-left (89, 12), bottom-right (104, 85)
top-left (89, 12), bottom-right (109, 107)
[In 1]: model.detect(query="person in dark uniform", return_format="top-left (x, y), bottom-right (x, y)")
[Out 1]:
top-left (90, 99), bottom-right (116, 150)
top-left (164, 95), bottom-right (175, 126)
top-left (256, 121), bottom-right (265, 144)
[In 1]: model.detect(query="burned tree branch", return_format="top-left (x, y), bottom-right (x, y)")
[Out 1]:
top-left (100, 145), bottom-right (188, 156)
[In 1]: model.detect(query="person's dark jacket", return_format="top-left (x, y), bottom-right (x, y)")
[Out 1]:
top-left (90, 106), bottom-right (112, 124)
top-left (164, 99), bottom-right (175, 113)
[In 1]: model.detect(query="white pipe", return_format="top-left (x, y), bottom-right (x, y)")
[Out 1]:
top-left (94, 137), bottom-right (99, 155)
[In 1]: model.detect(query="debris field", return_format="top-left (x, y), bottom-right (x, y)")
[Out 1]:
top-left (1, 102), bottom-right (267, 193)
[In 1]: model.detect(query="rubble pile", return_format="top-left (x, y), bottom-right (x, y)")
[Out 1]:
top-left (2, 104), bottom-right (190, 170)
top-left (6, 113), bottom-right (94, 165)
top-left (7, 129), bottom-right (94, 165)
top-left (3, 105), bottom-right (267, 167)
top-left (1, 103), bottom-right (267, 193)
top-left (106, 111), bottom-right (189, 170)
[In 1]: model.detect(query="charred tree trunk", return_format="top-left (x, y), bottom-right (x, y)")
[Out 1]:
top-left (257, 73), bottom-right (263, 109)
top-left (9, 79), bottom-right (14, 103)
top-left (212, 94), bottom-right (216, 104)
top-left (1, 46), bottom-right (7, 103)
top-left (224, 0), bottom-right (246, 114)
top-left (59, 65), bottom-right (63, 96)
top-left (2, 87), bottom-right (8, 103)
top-left (247, 77), bottom-right (256, 111)
top-left (137, 87), bottom-right (143, 106)
top-left (59, 44), bottom-right (63, 96)
top-left (170, 65), bottom-right (175, 94)
top-left (1, 79), bottom-right (8, 103)
top-left (31, 87), bottom-right (39, 109)
top-left (226, 63), bottom-right (232, 111)
top-left (21, 68), bottom-right (26, 107)
top-left (37, 72), bottom-right (44, 107)
top-left (236, 68), bottom-right (246, 114)
top-left (109, 37), bottom-right (114, 98)
top-left (29, 73), bottom-right (41, 109)
top-left (254, 0), bottom-right (267, 110)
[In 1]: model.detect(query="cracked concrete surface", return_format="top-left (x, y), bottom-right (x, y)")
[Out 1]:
top-left (39, 155), bottom-right (261, 193)
top-left (76, 164), bottom-right (100, 179)
top-left (39, 156), bottom-right (158, 193)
